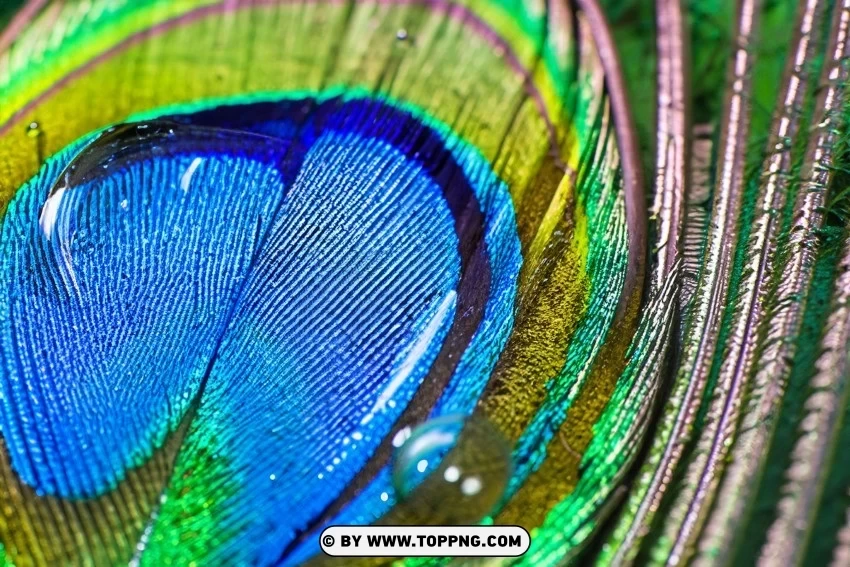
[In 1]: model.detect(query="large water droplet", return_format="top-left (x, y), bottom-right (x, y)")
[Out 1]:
top-left (390, 414), bottom-right (512, 525)
top-left (44, 120), bottom-right (283, 196)
top-left (37, 119), bottom-right (287, 243)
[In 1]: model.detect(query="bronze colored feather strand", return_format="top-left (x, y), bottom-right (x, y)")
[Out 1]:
top-left (689, 0), bottom-right (831, 562)
top-left (603, 0), bottom-right (763, 563)
top-left (757, 4), bottom-right (850, 563)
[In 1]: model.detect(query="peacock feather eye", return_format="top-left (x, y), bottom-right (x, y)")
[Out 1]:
top-left (10, 0), bottom-right (850, 566)
top-left (0, 1), bottom-right (649, 564)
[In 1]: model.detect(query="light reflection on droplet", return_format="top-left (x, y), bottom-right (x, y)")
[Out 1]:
top-left (443, 466), bottom-right (460, 483)
top-left (461, 477), bottom-right (482, 496)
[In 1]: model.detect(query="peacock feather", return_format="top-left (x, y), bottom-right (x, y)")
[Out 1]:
top-left (0, 0), bottom-right (846, 565)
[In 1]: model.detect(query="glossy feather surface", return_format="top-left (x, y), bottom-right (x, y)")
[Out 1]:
top-left (6, 0), bottom-right (850, 566)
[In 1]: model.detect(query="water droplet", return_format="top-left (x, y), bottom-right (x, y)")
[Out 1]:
top-left (42, 120), bottom-right (282, 203)
top-left (26, 122), bottom-right (40, 138)
top-left (396, 28), bottom-right (408, 40)
top-left (390, 414), bottom-right (512, 524)
top-left (37, 119), bottom-right (286, 246)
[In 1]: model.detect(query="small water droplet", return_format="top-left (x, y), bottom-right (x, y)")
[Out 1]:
top-left (390, 414), bottom-right (512, 524)
top-left (26, 122), bottom-right (40, 138)
top-left (396, 28), bottom-right (408, 40)
top-left (392, 426), bottom-right (411, 447)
